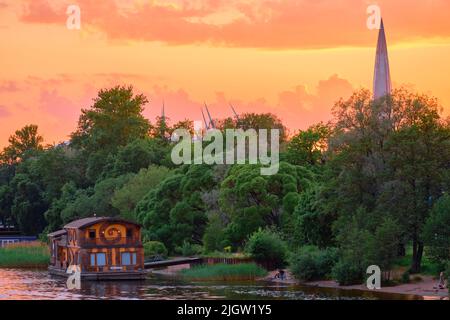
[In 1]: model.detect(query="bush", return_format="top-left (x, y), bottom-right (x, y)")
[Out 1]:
top-left (332, 259), bottom-right (365, 286)
top-left (423, 195), bottom-right (450, 264)
top-left (400, 271), bottom-right (410, 284)
top-left (290, 246), bottom-right (338, 281)
top-left (245, 228), bottom-right (288, 269)
top-left (176, 241), bottom-right (203, 257)
top-left (202, 213), bottom-right (227, 253)
top-left (143, 241), bottom-right (168, 259)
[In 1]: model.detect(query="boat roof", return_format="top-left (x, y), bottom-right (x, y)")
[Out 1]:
top-left (63, 217), bottom-right (141, 229)
top-left (47, 229), bottom-right (67, 238)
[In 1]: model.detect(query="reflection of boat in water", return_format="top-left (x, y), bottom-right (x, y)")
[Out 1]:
top-left (48, 217), bottom-right (146, 280)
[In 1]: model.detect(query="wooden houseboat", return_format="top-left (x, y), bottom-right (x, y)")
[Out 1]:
top-left (48, 217), bottom-right (146, 280)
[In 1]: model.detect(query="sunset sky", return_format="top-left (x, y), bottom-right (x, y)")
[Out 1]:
top-left (1, 0), bottom-right (450, 147)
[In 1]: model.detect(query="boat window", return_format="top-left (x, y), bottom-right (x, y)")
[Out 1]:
top-left (126, 228), bottom-right (132, 238)
top-left (121, 252), bottom-right (131, 265)
top-left (132, 252), bottom-right (137, 265)
top-left (96, 253), bottom-right (106, 266)
top-left (90, 254), bottom-right (95, 266)
top-left (88, 230), bottom-right (96, 239)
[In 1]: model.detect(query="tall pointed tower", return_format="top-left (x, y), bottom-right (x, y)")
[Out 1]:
top-left (373, 19), bottom-right (392, 100)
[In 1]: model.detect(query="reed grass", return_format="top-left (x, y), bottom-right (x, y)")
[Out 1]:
top-left (0, 242), bottom-right (49, 268)
top-left (181, 263), bottom-right (267, 281)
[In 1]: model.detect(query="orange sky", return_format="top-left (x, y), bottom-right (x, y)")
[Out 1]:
top-left (1, 0), bottom-right (450, 147)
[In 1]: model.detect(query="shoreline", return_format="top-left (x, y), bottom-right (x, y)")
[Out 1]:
top-left (150, 265), bottom-right (449, 300)
top-left (262, 270), bottom-right (449, 300)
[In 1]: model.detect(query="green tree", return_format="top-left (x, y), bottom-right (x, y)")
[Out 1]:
top-left (44, 182), bottom-right (78, 232)
top-left (136, 165), bottom-right (215, 251)
top-left (217, 112), bottom-right (287, 142)
top-left (286, 123), bottom-right (331, 166)
top-left (71, 85), bottom-right (150, 154)
top-left (328, 88), bottom-right (450, 273)
top-left (10, 173), bottom-right (47, 235)
top-left (1, 125), bottom-right (44, 164)
top-left (368, 218), bottom-right (401, 281)
top-left (59, 175), bottom-right (132, 224)
top-left (245, 228), bottom-right (288, 269)
top-left (293, 183), bottom-right (336, 248)
top-left (220, 162), bottom-right (314, 246)
top-left (423, 194), bottom-right (450, 264)
top-left (109, 139), bottom-right (173, 177)
top-left (202, 212), bottom-right (227, 252)
top-left (112, 165), bottom-right (172, 221)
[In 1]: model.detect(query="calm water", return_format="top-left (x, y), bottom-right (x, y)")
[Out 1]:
top-left (0, 268), bottom-right (415, 300)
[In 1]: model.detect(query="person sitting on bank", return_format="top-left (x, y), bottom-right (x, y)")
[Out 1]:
top-left (274, 269), bottom-right (286, 280)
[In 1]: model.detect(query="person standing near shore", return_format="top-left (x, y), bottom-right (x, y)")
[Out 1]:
top-left (435, 272), bottom-right (446, 290)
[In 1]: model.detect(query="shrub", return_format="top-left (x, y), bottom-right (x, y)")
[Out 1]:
top-left (400, 271), bottom-right (410, 284)
top-left (244, 228), bottom-right (288, 269)
top-left (176, 241), bottom-right (203, 257)
top-left (202, 213), bottom-right (227, 253)
top-left (143, 241), bottom-right (168, 259)
top-left (290, 246), bottom-right (338, 281)
top-left (332, 259), bottom-right (365, 286)
top-left (423, 195), bottom-right (450, 264)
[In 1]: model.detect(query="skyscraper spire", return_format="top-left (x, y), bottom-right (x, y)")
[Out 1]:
top-left (373, 18), bottom-right (392, 100)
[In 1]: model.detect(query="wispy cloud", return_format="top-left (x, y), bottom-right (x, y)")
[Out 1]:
top-left (18, 0), bottom-right (450, 49)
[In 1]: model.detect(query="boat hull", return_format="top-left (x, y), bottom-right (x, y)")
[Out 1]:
top-left (48, 266), bottom-right (147, 280)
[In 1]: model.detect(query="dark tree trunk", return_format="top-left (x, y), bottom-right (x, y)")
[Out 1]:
top-left (397, 243), bottom-right (406, 257)
top-left (411, 240), bottom-right (424, 274)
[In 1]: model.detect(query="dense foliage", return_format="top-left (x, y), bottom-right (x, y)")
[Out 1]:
top-left (143, 241), bottom-right (168, 259)
top-left (1, 85), bottom-right (449, 284)
top-left (290, 246), bottom-right (338, 281)
top-left (244, 228), bottom-right (288, 269)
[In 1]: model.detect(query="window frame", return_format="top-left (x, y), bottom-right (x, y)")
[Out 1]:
top-left (88, 229), bottom-right (96, 239)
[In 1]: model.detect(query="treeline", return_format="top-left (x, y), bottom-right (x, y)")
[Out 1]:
top-left (0, 85), bottom-right (449, 284)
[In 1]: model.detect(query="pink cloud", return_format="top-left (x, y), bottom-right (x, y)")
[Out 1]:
top-left (0, 81), bottom-right (20, 93)
top-left (0, 72), bottom-right (354, 146)
top-left (18, 0), bottom-right (450, 49)
top-left (0, 105), bottom-right (11, 117)
top-left (144, 74), bottom-right (354, 133)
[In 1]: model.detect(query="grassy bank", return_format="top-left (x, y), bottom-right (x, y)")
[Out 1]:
top-left (181, 263), bottom-right (267, 281)
top-left (0, 242), bottom-right (49, 268)
top-left (393, 247), bottom-right (440, 276)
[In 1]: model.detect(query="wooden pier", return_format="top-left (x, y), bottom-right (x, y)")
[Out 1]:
top-left (144, 257), bottom-right (203, 269)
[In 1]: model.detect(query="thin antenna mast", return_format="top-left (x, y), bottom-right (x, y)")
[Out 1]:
top-left (201, 108), bottom-right (210, 130)
top-left (204, 103), bottom-right (215, 129)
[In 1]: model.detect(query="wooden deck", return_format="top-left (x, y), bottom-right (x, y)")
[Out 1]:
top-left (144, 257), bottom-right (203, 269)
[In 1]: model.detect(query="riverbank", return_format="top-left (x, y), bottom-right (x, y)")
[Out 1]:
top-left (262, 270), bottom-right (449, 300)
top-left (0, 242), bottom-right (49, 268)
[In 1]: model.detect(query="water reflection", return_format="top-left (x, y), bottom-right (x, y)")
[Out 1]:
top-left (0, 269), bottom-right (417, 300)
